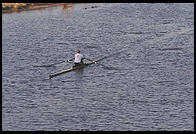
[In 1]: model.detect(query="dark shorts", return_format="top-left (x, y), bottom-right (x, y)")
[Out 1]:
top-left (74, 62), bottom-right (82, 67)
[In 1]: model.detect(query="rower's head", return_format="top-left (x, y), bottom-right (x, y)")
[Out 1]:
top-left (76, 50), bottom-right (80, 53)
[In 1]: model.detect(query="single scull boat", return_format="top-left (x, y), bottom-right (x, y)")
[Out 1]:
top-left (49, 57), bottom-right (105, 79)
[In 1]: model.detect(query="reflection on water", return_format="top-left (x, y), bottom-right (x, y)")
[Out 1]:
top-left (62, 4), bottom-right (73, 15)
top-left (73, 69), bottom-right (84, 89)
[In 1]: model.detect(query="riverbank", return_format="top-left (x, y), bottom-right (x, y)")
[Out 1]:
top-left (2, 3), bottom-right (72, 13)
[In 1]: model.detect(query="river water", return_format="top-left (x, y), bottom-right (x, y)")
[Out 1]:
top-left (2, 3), bottom-right (194, 131)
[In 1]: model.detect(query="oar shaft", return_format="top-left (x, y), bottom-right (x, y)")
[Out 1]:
top-left (85, 58), bottom-right (109, 68)
top-left (33, 59), bottom-right (72, 67)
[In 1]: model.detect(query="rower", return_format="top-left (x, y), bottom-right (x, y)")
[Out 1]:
top-left (73, 50), bottom-right (84, 67)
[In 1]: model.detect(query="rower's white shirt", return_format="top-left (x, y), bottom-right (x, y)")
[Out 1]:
top-left (74, 53), bottom-right (84, 63)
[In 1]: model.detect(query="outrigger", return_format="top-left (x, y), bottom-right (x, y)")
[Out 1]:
top-left (49, 57), bottom-right (105, 79)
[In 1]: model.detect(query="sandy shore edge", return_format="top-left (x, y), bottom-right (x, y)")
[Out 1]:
top-left (2, 3), bottom-right (73, 13)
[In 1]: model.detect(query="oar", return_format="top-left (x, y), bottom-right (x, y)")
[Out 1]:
top-left (33, 58), bottom-right (73, 67)
top-left (85, 58), bottom-right (111, 69)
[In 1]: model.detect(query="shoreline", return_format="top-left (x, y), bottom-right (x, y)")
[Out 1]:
top-left (2, 3), bottom-right (73, 13)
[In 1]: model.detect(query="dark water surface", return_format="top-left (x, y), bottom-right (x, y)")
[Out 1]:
top-left (2, 3), bottom-right (194, 131)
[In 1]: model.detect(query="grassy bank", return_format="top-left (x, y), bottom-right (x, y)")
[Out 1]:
top-left (2, 3), bottom-right (72, 13)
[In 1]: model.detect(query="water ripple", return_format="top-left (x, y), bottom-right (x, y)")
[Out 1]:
top-left (2, 3), bottom-right (194, 131)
